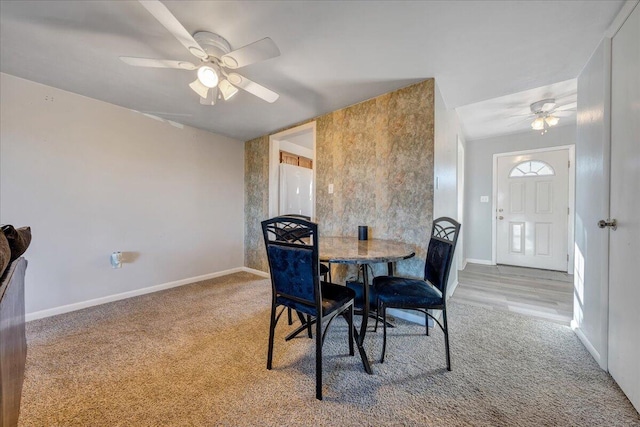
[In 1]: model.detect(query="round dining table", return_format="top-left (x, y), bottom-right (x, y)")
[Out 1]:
top-left (319, 237), bottom-right (415, 374)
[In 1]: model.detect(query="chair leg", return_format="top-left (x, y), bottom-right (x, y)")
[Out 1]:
top-left (267, 303), bottom-right (277, 370)
top-left (374, 299), bottom-right (380, 333)
top-left (307, 315), bottom-right (313, 338)
top-left (381, 303), bottom-right (388, 363)
top-left (443, 307), bottom-right (451, 371)
top-left (425, 310), bottom-right (429, 336)
top-left (348, 305), bottom-right (354, 356)
top-left (287, 307), bottom-right (293, 325)
top-left (316, 314), bottom-right (323, 400)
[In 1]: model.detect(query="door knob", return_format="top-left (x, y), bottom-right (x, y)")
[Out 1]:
top-left (498, 216), bottom-right (504, 220)
top-left (597, 219), bottom-right (617, 230)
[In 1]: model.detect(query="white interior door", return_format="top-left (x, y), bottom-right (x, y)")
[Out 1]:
top-left (608, 2), bottom-right (640, 412)
top-left (496, 149), bottom-right (569, 271)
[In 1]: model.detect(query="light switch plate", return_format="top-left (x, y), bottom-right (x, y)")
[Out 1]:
top-left (328, 184), bottom-right (334, 194)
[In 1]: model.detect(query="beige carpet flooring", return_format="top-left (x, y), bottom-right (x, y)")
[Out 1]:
top-left (19, 272), bottom-right (639, 426)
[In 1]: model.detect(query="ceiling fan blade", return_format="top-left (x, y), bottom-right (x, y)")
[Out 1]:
top-left (227, 73), bottom-right (279, 103)
top-left (120, 57), bottom-right (196, 70)
top-left (138, 0), bottom-right (208, 60)
top-left (555, 102), bottom-right (577, 111)
top-left (189, 79), bottom-right (209, 99)
top-left (553, 111), bottom-right (574, 117)
top-left (507, 117), bottom-right (533, 127)
top-left (221, 38), bottom-right (280, 69)
top-left (199, 87), bottom-right (219, 106)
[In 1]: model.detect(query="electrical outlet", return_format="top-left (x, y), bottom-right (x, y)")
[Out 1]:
top-left (480, 196), bottom-right (489, 203)
top-left (328, 184), bottom-right (334, 194)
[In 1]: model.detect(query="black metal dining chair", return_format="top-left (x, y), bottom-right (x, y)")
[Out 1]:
top-left (373, 217), bottom-right (461, 369)
top-left (262, 216), bottom-right (355, 400)
top-left (278, 214), bottom-right (331, 328)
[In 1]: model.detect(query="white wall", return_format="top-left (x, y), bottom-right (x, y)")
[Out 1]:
top-left (434, 82), bottom-right (465, 295)
top-left (0, 73), bottom-right (245, 318)
top-left (572, 38), bottom-right (612, 369)
top-left (463, 125), bottom-right (575, 263)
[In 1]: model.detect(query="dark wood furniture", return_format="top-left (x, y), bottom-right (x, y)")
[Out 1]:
top-left (0, 257), bottom-right (27, 427)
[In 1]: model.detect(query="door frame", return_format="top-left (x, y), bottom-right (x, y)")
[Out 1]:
top-left (268, 121), bottom-right (317, 219)
top-left (491, 145), bottom-right (575, 272)
top-left (456, 135), bottom-right (465, 270)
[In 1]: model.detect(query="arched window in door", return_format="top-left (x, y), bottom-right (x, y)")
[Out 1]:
top-left (509, 160), bottom-right (555, 178)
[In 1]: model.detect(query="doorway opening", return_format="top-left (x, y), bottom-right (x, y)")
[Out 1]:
top-left (456, 145), bottom-right (576, 326)
top-left (268, 122), bottom-right (317, 219)
top-left (492, 145), bottom-right (575, 273)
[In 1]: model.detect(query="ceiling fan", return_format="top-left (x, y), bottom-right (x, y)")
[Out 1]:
top-left (528, 98), bottom-right (576, 134)
top-left (120, 0), bottom-right (280, 105)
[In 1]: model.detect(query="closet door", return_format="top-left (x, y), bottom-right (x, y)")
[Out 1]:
top-left (608, 2), bottom-right (640, 413)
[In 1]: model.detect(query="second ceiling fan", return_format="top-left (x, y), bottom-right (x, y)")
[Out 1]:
top-left (120, 0), bottom-right (280, 105)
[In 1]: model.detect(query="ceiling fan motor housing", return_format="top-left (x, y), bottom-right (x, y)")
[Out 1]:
top-left (193, 32), bottom-right (232, 60)
top-left (530, 98), bottom-right (556, 114)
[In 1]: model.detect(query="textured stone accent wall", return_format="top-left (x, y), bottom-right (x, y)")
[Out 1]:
top-left (245, 79), bottom-right (435, 280)
top-left (244, 135), bottom-right (270, 272)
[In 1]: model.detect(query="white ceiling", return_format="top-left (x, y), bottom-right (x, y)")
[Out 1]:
top-left (283, 131), bottom-right (314, 151)
top-left (457, 79), bottom-right (578, 141)
top-left (0, 1), bottom-right (623, 141)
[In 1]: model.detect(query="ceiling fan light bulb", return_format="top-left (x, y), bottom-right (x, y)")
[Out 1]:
top-left (197, 66), bottom-right (219, 88)
top-left (531, 117), bottom-right (545, 130)
top-left (545, 115), bottom-right (559, 126)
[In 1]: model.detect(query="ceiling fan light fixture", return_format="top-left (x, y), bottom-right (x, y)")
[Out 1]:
top-left (197, 65), bottom-right (219, 88)
top-left (219, 79), bottom-right (239, 101)
top-left (189, 78), bottom-right (210, 99)
top-left (531, 117), bottom-right (545, 130)
top-left (545, 115), bottom-right (559, 126)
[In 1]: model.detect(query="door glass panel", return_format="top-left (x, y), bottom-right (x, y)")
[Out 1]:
top-left (509, 160), bottom-right (555, 177)
top-left (510, 222), bottom-right (525, 253)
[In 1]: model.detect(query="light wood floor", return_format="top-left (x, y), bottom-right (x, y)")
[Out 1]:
top-left (452, 263), bottom-right (574, 325)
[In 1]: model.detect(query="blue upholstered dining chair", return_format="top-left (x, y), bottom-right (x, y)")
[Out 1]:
top-left (262, 216), bottom-right (356, 400)
top-left (373, 217), bottom-right (461, 369)
top-left (279, 214), bottom-right (332, 327)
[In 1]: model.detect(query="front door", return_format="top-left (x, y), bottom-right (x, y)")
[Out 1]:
top-left (608, 2), bottom-right (640, 412)
top-left (496, 149), bottom-right (569, 271)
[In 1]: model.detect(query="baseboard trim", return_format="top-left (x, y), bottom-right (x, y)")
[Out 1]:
top-left (388, 308), bottom-right (443, 328)
top-left (571, 320), bottom-right (605, 370)
top-left (466, 258), bottom-right (494, 266)
top-left (26, 267), bottom-right (248, 322)
top-left (388, 308), bottom-right (427, 325)
top-left (447, 279), bottom-right (459, 298)
top-left (241, 267), bottom-right (269, 278)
